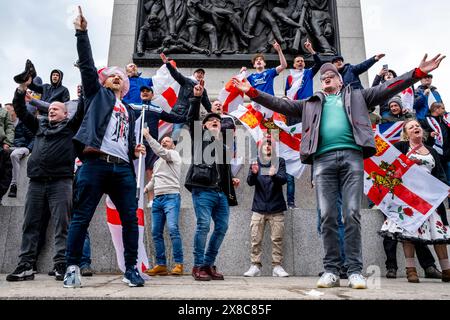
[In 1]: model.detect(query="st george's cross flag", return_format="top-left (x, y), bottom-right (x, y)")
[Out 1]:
top-left (105, 113), bottom-right (151, 278)
top-left (364, 133), bottom-right (448, 233)
top-left (151, 63), bottom-right (181, 113)
top-left (217, 72), bottom-right (247, 114)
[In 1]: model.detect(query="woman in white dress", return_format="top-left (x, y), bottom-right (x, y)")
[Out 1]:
top-left (380, 119), bottom-right (450, 283)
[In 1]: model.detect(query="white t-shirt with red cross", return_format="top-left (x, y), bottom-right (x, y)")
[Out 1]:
top-left (100, 99), bottom-right (130, 162)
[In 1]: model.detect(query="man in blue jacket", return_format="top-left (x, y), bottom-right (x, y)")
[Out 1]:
top-left (332, 54), bottom-right (385, 89)
top-left (64, 7), bottom-right (146, 288)
top-left (414, 74), bottom-right (443, 120)
top-left (122, 63), bottom-right (153, 105)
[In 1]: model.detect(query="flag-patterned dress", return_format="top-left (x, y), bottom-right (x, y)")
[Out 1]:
top-left (380, 151), bottom-right (450, 243)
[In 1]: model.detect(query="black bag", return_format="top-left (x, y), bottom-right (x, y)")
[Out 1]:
top-left (191, 164), bottom-right (216, 185)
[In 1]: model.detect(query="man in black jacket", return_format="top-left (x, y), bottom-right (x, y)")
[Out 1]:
top-left (185, 83), bottom-right (240, 281)
top-left (28, 69), bottom-right (70, 103)
top-left (160, 53), bottom-right (212, 143)
top-left (5, 76), bottom-right (85, 283)
top-left (244, 135), bottom-right (289, 278)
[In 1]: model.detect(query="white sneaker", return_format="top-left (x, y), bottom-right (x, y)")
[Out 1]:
top-left (63, 265), bottom-right (82, 288)
top-left (146, 200), bottom-right (153, 209)
top-left (272, 265), bottom-right (289, 277)
top-left (243, 265), bottom-right (261, 277)
top-left (317, 272), bottom-right (340, 288)
top-left (348, 273), bottom-right (367, 289)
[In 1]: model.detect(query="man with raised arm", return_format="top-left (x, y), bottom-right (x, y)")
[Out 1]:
top-left (233, 53), bottom-right (445, 290)
top-left (63, 7), bottom-right (146, 289)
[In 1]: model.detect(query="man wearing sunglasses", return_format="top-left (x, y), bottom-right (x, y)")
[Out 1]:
top-left (232, 54), bottom-right (446, 289)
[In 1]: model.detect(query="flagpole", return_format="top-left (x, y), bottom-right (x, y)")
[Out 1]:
top-left (136, 104), bottom-right (146, 199)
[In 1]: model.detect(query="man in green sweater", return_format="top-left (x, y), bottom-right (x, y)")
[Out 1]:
top-left (232, 54), bottom-right (445, 289)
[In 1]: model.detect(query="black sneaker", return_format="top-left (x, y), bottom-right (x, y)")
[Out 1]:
top-left (287, 203), bottom-right (297, 209)
top-left (55, 263), bottom-right (66, 281)
top-left (425, 266), bottom-right (442, 279)
top-left (13, 59), bottom-right (36, 84)
top-left (386, 268), bottom-right (397, 279)
top-left (48, 268), bottom-right (56, 276)
top-left (6, 263), bottom-right (34, 282)
top-left (81, 266), bottom-right (95, 277)
top-left (122, 267), bottom-right (145, 287)
top-left (8, 184), bottom-right (17, 198)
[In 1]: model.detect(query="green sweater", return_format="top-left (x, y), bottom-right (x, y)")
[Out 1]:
top-left (315, 94), bottom-right (361, 157)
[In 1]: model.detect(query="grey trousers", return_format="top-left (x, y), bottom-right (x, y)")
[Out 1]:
top-left (10, 147), bottom-right (29, 185)
top-left (19, 178), bottom-right (72, 265)
top-left (314, 149), bottom-right (364, 276)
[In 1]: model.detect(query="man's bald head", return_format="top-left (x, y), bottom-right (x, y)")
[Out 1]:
top-left (48, 102), bottom-right (68, 123)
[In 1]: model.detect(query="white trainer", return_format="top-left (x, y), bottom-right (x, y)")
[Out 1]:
top-left (317, 272), bottom-right (340, 288)
top-left (243, 265), bottom-right (261, 277)
top-left (348, 273), bottom-right (367, 289)
top-left (272, 265), bottom-right (289, 277)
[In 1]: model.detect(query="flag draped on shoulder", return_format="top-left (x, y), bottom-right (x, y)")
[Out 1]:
top-left (151, 64), bottom-right (181, 113)
top-left (218, 72), bottom-right (247, 114)
top-left (364, 133), bottom-right (448, 233)
top-left (105, 113), bottom-right (150, 277)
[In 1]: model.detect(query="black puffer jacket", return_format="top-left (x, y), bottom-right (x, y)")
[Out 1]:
top-left (12, 89), bottom-right (84, 180)
top-left (28, 69), bottom-right (70, 103)
top-left (247, 157), bottom-right (287, 214)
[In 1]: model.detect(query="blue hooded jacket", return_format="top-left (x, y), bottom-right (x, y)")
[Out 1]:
top-left (73, 30), bottom-right (137, 167)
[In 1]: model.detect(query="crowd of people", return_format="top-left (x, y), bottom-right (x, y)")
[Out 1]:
top-left (0, 7), bottom-right (448, 290)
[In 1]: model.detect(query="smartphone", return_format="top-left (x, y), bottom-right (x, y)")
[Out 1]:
top-left (383, 64), bottom-right (388, 70)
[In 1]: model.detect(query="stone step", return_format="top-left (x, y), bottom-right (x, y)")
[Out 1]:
top-left (0, 205), bottom-right (441, 277)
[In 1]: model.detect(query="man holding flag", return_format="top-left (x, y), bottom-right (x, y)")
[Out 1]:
top-left (64, 7), bottom-right (146, 288)
top-left (233, 53), bottom-right (446, 289)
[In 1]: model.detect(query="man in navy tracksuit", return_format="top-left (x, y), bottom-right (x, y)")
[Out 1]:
top-left (64, 8), bottom-right (146, 288)
top-left (130, 85), bottom-right (186, 206)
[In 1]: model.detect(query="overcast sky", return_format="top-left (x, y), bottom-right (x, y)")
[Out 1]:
top-left (0, 1), bottom-right (448, 107)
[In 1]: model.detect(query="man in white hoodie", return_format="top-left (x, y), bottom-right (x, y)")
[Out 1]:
top-left (141, 128), bottom-right (184, 277)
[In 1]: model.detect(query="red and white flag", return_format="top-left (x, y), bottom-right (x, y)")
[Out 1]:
top-left (286, 69), bottom-right (305, 100)
top-left (158, 120), bottom-right (173, 139)
top-left (105, 114), bottom-right (150, 278)
top-left (218, 72), bottom-right (247, 114)
top-left (151, 64), bottom-right (180, 113)
top-left (273, 113), bottom-right (306, 179)
top-left (364, 133), bottom-right (448, 233)
top-left (400, 87), bottom-right (414, 112)
top-left (230, 104), bottom-right (306, 178)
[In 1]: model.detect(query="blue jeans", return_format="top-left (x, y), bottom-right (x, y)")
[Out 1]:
top-left (314, 150), bottom-right (364, 276)
top-left (192, 187), bottom-right (230, 267)
top-left (171, 123), bottom-right (185, 143)
top-left (152, 193), bottom-right (183, 265)
top-left (66, 158), bottom-right (139, 269)
top-left (317, 193), bottom-right (345, 268)
top-left (286, 174), bottom-right (295, 205)
top-left (80, 233), bottom-right (91, 269)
